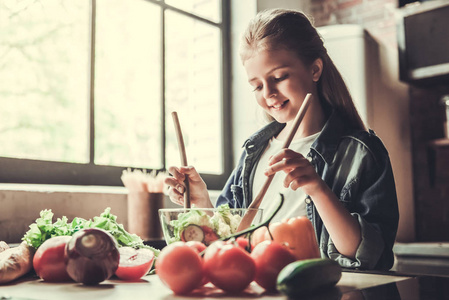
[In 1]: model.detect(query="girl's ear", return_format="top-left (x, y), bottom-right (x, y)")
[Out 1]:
top-left (311, 58), bottom-right (323, 82)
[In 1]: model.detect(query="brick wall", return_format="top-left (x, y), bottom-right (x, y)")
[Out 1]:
top-left (310, 0), bottom-right (397, 48)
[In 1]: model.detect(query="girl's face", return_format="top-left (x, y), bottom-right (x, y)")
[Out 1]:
top-left (244, 48), bottom-right (321, 124)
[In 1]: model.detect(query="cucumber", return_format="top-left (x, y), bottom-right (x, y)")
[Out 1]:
top-left (276, 258), bottom-right (342, 297)
top-left (181, 224), bottom-right (205, 242)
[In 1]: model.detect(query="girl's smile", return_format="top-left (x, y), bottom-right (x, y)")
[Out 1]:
top-left (269, 99), bottom-right (289, 110)
top-left (243, 48), bottom-right (320, 126)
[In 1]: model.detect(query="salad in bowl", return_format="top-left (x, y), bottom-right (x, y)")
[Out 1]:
top-left (159, 205), bottom-right (263, 246)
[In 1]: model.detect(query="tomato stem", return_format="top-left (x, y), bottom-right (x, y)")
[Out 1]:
top-left (267, 227), bottom-right (274, 241)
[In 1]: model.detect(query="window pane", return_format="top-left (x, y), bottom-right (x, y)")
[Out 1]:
top-left (0, 0), bottom-right (90, 163)
top-left (95, 0), bottom-right (162, 168)
top-left (166, 0), bottom-right (221, 23)
top-left (165, 10), bottom-right (223, 174)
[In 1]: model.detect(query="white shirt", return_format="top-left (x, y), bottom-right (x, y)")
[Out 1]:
top-left (252, 132), bottom-right (320, 223)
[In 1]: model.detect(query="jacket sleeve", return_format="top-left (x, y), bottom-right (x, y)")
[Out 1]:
top-left (215, 151), bottom-right (246, 209)
top-left (323, 134), bottom-right (399, 270)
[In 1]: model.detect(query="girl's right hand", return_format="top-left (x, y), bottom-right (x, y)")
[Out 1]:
top-left (164, 166), bottom-right (213, 208)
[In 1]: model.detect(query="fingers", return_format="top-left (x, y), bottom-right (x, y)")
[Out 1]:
top-left (165, 165), bottom-right (204, 206)
top-left (167, 166), bottom-right (186, 182)
top-left (262, 149), bottom-right (320, 192)
top-left (167, 165), bottom-right (202, 182)
top-left (164, 176), bottom-right (185, 194)
top-left (178, 166), bottom-right (202, 182)
top-left (167, 186), bottom-right (185, 205)
top-left (285, 173), bottom-right (313, 190)
top-left (268, 149), bottom-right (302, 164)
top-left (165, 165), bottom-right (198, 190)
top-left (165, 166), bottom-right (185, 205)
top-left (264, 149), bottom-right (309, 176)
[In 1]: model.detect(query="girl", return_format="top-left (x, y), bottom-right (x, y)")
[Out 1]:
top-left (165, 8), bottom-right (399, 270)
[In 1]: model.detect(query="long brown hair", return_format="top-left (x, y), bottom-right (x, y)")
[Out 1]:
top-left (240, 8), bottom-right (366, 130)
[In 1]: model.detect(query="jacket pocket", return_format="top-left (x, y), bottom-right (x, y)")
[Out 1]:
top-left (340, 178), bottom-right (358, 209)
top-left (231, 184), bottom-right (244, 208)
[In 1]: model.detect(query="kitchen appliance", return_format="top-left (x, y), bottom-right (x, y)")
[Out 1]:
top-left (397, 1), bottom-right (449, 86)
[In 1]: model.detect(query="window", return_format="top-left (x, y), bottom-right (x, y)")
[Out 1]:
top-left (0, 0), bottom-right (231, 190)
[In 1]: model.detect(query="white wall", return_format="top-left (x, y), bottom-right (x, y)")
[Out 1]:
top-left (257, 0), bottom-right (308, 12)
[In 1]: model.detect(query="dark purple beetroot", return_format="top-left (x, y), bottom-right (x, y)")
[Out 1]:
top-left (65, 228), bottom-right (120, 285)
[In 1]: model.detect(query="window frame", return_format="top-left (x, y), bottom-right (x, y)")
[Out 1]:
top-left (0, 0), bottom-right (232, 191)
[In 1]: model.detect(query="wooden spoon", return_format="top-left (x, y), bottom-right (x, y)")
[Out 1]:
top-left (237, 93), bottom-right (313, 231)
top-left (171, 111), bottom-right (191, 209)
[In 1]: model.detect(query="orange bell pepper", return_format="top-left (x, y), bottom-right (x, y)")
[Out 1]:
top-left (251, 216), bottom-right (320, 260)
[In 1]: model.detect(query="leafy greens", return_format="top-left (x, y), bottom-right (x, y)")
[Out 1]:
top-left (22, 207), bottom-right (160, 256)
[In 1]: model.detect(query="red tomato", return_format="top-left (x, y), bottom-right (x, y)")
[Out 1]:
top-left (203, 240), bottom-right (256, 293)
top-left (185, 240), bottom-right (206, 254)
top-left (201, 226), bottom-right (219, 246)
top-left (156, 242), bottom-right (203, 295)
top-left (185, 241), bottom-right (209, 286)
top-left (235, 237), bottom-right (252, 252)
top-left (33, 236), bottom-right (72, 282)
top-left (115, 247), bottom-right (155, 281)
top-left (250, 240), bottom-right (296, 291)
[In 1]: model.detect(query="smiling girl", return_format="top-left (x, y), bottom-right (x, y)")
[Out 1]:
top-left (165, 8), bottom-right (399, 270)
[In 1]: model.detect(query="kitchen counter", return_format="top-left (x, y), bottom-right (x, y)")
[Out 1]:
top-left (2, 270), bottom-right (446, 300)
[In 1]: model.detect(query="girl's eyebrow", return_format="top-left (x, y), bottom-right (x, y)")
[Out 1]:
top-left (248, 65), bottom-right (289, 83)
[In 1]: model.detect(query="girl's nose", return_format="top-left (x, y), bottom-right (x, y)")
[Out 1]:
top-left (263, 84), bottom-right (277, 99)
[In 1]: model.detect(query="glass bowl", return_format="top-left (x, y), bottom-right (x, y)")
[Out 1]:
top-left (159, 206), bottom-right (263, 246)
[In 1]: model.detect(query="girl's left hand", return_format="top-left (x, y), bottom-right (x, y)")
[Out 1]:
top-left (264, 149), bottom-right (325, 196)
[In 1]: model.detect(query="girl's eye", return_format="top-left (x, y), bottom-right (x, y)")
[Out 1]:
top-left (252, 85), bottom-right (262, 92)
top-left (274, 74), bottom-right (289, 82)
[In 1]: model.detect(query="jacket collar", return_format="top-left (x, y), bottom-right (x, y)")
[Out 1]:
top-left (243, 121), bottom-right (285, 153)
top-left (242, 110), bottom-right (350, 163)
top-left (311, 110), bottom-right (350, 164)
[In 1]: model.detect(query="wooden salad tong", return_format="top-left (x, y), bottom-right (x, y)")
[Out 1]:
top-left (237, 93), bottom-right (313, 231)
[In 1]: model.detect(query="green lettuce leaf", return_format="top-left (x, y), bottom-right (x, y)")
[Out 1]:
top-left (22, 207), bottom-right (159, 257)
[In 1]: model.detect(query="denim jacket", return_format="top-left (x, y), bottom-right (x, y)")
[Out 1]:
top-left (216, 111), bottom-right (399, 270)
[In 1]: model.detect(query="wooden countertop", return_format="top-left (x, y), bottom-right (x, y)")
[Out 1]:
top-left (0, 271), bottom-right (412, 300)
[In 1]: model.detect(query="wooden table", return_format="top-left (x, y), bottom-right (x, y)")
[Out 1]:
top-left (0, 271), bottom-right (415, 300)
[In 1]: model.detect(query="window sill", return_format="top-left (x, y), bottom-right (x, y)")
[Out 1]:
top-left (0, 183), bottom-right (128, 194)
top-left (0, 183), bottom-right (221, 198)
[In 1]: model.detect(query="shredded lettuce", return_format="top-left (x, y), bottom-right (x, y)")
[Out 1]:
top-left (169, 209), bottom-right (212, 243)
top-left (22, 207), bottom-right (160, 257)
top-left (169, 204), bottom-right (242, 243)
top-left (211, 204), bottom-right (242, 237)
